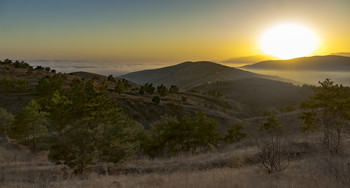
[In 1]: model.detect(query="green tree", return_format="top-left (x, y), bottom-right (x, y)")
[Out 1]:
top-left (224, 123), bottom-right (247, 143)
top-left (107, 74), bottom-right (116, 83)
top-left (0, 76), bottom-right (28, 93)
top-left (0, 107), bottom-right (14, 136)
top-left (152, 96), bottom-right (160, 104)
top-left (115, 80), bottom-right (125, 95)
top-left (169, 85), bottom-right (179, 93)
top-left (143, 115), bottom-right (180, 157)
top-left (144, 111), bottom-right (219, 157)
top-left (157, 84), bottom-right (168, 96)
top-left (299, 79), bottom-right (350, 154)
top-left (36, 75), bottom-right (64, 97)
top-left (10, 100), bottom-right (48, 152)
top-left (46, 78), bottom-right (144, 173)
top-left (143, 83), bottom-right (155, 94)
top-left (122, 79), bottom-right (130, 90)
top-left (139, 86), bottom-right (145, 95)
top-left (192, 110), bottom-right (220, 148)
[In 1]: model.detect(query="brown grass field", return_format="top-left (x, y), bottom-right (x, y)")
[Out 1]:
top-left (1, 133), bottom-right (350, 188)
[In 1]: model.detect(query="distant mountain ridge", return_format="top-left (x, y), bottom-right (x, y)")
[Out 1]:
top-left (221, 55), bottom-right (277, 67)
top-left (241, 55), bottom-right (350, 71)
top-left (119, 61), bottom-right (260, 90)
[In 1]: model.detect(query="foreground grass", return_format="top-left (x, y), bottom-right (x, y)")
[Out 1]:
top-left (1, 135), bottom-right (350, 187)
top-left (3, 156), bottom-right (348, 188)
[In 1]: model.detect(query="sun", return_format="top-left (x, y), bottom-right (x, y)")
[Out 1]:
top-left (259, 23), bottom-right (320, 59)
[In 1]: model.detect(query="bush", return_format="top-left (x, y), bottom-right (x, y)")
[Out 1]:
top-left (152, 96), bottom-right (160, 104)
top-left (169, 85), bottom-right (179, 93)
top-left (258, 113), bottom-right (291, 173)
top-left (0, 76), bottom-right (28, 93)
top-left (157, 84), bottom-right (168, 96)
top-left (143, 111), bottom-right (220, 157)
top-left (223, 123), bottom-right (246, 143)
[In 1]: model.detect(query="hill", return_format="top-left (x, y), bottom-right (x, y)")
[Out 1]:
top-left (192, 77), bottom-right (312, 112)
top-left (119, 61), bottom-right (289, 90)
top-left (241, 55), bottom-right (350, 71)
top-left (220, 55), bottom-right (277, 67)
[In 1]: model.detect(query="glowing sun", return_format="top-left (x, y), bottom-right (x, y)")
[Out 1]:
top-left (259, 23), bottom-right (320, 59)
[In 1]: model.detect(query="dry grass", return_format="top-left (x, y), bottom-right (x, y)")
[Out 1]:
top-left (1, 134), bottom-right (350, 187)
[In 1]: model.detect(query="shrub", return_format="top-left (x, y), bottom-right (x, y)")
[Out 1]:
top-left (223, 123), bottom-right (246, 143)
top-left (152, 96), bottom-right (160, 104)
top-left (258, 113), bottom-right (290, 173)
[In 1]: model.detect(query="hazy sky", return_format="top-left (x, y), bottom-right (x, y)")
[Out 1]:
top-left (1, 0), bottom-right (350, 62)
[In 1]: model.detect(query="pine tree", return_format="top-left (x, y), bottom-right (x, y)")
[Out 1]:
top-left (46, 78), bottom-right (144, 173)
top-left (0, 108), bottom-right (14, 136)
top-left (10, 100), bottom-right (48, 152)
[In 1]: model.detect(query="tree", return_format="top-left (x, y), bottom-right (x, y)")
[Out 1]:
top-left (9, 100), bottom-right (48, 152)
top-left (107, 74), bottom-right (116, 83)
top-left (0, 108), bottom-right (14, 136)
top-left (46, 78), bottom-right (144, 173)
top-left (192, 110), bottom-right (220, 149)
top-left (157, 84), bottom-right (168, 96)
top-left (143, 111), bottom-right (220, 157)
top-left (143, 115), bottom-right (180, 157)
top-left (115, 80), bottom-right (125, 95)
top-left (36, 75), bottom-right (64, 97)
top-left (122, 79), bottom-right (130, 90)
top-left (223, 123), bottom-right (246, 143)
top-left (0, 76), bottom-right (28, 93)
top-left (143, 83), bottom-right (155, 94)
top-left (139, 86), bottom-right (145, 95)
top-left (258, 113), bottom-right (290, 173)
top-left (169, 85), bottom-right (179, 93)
top-left (152, 96), bottom-right (160, 104)
top-left (299, 79), bottom-right (350, 154)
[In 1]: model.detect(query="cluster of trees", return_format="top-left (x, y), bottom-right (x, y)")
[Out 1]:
top-left (143, 111), bottom-right (219, 157)
top-left (114, 79), bottom-right (130, 95)
top-left (208, 90), bottom-right (223, 98)
top-left (299, 79), bottom-right (350, 154)
top-left (0, 73), bottom-right (247, 172)
top-left (142, 111), bottom-right (246, 158)
top-left (0, 59), bottom-right (31, 69)
top-left (34, 66), bottom-right (55, 73)
top-left (0, 76), bottom-right (28, 93)
top-left (140, 83), bottom-right (179, 96)
top-left (1, 77), bottom-right (144, 173)
top-left (0, 59), bottom-right (56, 74)
top-left (257, 79), bottom-right (350, 173)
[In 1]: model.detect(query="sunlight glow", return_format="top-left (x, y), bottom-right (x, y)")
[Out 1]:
top-left (259, 23), bottom-right (320, 59)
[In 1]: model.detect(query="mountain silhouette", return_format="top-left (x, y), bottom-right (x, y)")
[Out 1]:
top-left (241, 55), bottom-right (350, 71)
top-left (120, 61), bottom-right (260, 90)
top-left (221, 55), bottom-right (277, 67)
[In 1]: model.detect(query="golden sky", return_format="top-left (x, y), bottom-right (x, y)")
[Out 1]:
top-left (0, 0), bottom-right (349, 62)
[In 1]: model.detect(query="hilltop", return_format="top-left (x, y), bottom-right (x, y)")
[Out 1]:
top-left (120, 61), bottom-right (293, 90)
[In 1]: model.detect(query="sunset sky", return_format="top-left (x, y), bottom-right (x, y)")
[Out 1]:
top-left (1, 0), bottom-right (350, 63)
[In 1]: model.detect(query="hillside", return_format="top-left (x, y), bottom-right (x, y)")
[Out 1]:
top-left (119, 61), bottom-right (258, 90)
top-left (0, 62), bottom-right (252, 129)
top-left (0, 61), bottom-right (308, 130)
top-left (241, 55), bottom-right (350, 71)
top-left (192, 77), bottom-right (313, 112)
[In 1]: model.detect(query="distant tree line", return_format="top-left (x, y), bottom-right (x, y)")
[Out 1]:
top-left (0, 59), bottom-right (56, 73)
